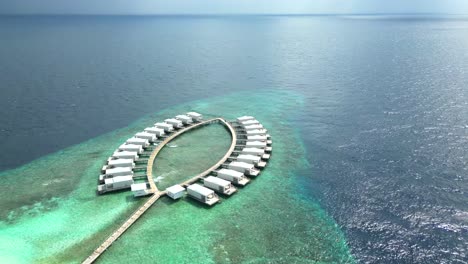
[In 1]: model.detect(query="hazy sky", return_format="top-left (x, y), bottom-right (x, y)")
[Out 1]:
top-left (1, 0), bottom-right (468, 15)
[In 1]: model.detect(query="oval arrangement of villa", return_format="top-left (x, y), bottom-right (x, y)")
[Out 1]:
top-left (97, 112), bottom-right (272, 206)
top-left (84, 113), bottom-right (272, 264)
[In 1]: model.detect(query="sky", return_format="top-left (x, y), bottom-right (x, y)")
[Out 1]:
top-left (0, 0), bottom-right (468, 15)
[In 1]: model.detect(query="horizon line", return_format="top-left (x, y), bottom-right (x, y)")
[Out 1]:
top-left (1, 12), bottom-right (468, 16)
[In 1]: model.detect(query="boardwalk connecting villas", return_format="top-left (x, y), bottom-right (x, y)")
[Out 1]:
top-left (83, 114), bottom-right (272, 264)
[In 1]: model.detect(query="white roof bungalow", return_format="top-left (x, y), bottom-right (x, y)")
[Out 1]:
top-left (176, 115), bottom-right (193, 125)
top-left (131, 183), bottom-right (152, 197)
top-left (144, 127), bottom-right (165, 137)
top-left (187, 184), bottom-right (219, 206)
top-left (246, 129), bottom-right (268, 136)
top-left (97, 175), bottom-right (134, 194)
top-left (107, 159), bottom-right (135, 168)
top-left (228, 161), bottom-right (259, 177)
top-left (241, 147), bottom-right (264, 155)
top-left (102, 159), bottom-right (135, 172)
top-left (106, 175), bottom-right (133, 188)
top-left (217, 168), bottom-right (250, 186)
top-left (247, 135), bottom-right (268, 142)
top-left (247, 135), bottom-right (272, 145)
top-left (166, 184), bottom-right (185, 200)
top-left (135, 132), bottom-right (157, 142)
top-left (155, 122), bottom-right (174, 132)
top-left (246, 141), bottom-right (272, 153)
top-left (118, 144), bottom-right (143, 154)
top-left (244, 124), bottom-right (264, 131)
top-left (187, 112), bottom-right (203, 121)
top-left (236, 154), bottom-right (260, 164)
top-left (104, 167), bottom-right (133, 176)
top-left (236, 154), bottom-right (266, 168)
top-left (165, 118), bottom-right (184, 129)
top-left (204, 176), bottom-right (237, 196)
top-left (111, 151), bottom-right (139, 161)
top-left (246, 140), bottom-right (267, 148)
top-left (241, 120), bottom-right (260, 126)
top-left (100, 167), bottom-right (134, 181)
top-left (237, 116), bottom-right (255, 122)
top-left (126, 137), bottom-right (149, 148)
top-left (241, 147), bottom-right (271, 160)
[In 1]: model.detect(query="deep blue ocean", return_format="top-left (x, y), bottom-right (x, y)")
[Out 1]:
top-left (1, 15), bottom-right (467, 263)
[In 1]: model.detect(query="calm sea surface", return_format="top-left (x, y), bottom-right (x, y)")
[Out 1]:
top-left (0, 15), bottom-right (467, 263)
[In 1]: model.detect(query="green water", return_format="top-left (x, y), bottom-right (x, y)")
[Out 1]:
top-left (0, 90), bottom-right (354, 263)
top-left (153, 124), bottom-right (232, 190)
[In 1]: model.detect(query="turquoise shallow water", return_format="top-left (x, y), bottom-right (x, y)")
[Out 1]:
top-left (0, 90), bottom-right (354, 263)
top-left (152, 123), bottom-right (232, 190)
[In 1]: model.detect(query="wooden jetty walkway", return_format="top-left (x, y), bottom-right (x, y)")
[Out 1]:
top-left (82, 192), bottom-right (164, 264)
top-left (83, 118), bottom-right (236, 264)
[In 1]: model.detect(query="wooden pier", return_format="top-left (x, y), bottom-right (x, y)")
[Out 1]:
top-left (83, 117), bottom-right (236, 264)
top-left (82, 192), bottom-right (165, 264)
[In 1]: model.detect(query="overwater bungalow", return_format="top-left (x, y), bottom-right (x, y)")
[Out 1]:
top-left (154, 122), bottom-right (174, 132)
top-left (245, 129), bottom-right (268, 136)
top-left (165, 118), bottom-right (184, 129)
top-left (118, 144), bottom-right (143, 154)
top-left (98, 176), bottom-right (134, 194)
top-left (216, 168), bottom-right (250, 186)
top-left (102, 159), bottom-right (135, 173)
top-left (187, 184), bottom-right (219, 206)
top-left (111, 151), bottom-right (139, 161)
top-left (144, 127), bottom-right (165, 137)
top-left (241, 147), bottom-right (270, 160)
top-left (135, 132), bottom-right (157, 143)
top-left (187, 112), bottom-right (203, 122)
top-left (166, 184), bottom-right (185, 200)
top-left (245, 141), bottom-right (272, 152)
top-left (107, 159), bottom-right (135, 168)
top-left (237, 116), bottom-right (255, 122)
top-left (227, 161), bottom-right (260, 177)
top-left (241, 119), bottom-right (260, 126)
top-left (236, 154), bottom-right (266, 168)
top-left (125, 137), bottom-right (150, 148)
top-left (244, 124), bottom-right (264, 131)
top-left (131, 183), bottom-right (152, 197)
top-left (247, 135), bottom-right (268, 141)
top-left (99, 167), bottom-right (134, 182)
top-left (204, 176), bottom-right (237, 195)
top-left (175, 115), bottom-right (193, 125)
top-left (245, 140), bottom-right (266, 148)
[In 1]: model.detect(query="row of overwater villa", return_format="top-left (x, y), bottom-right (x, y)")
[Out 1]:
top-left (168, 115), bottom-right (272, 206)
top-left (97, 112), bottom-right (203, 195)
top-left (96, 113), bottom-right (272, 207)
